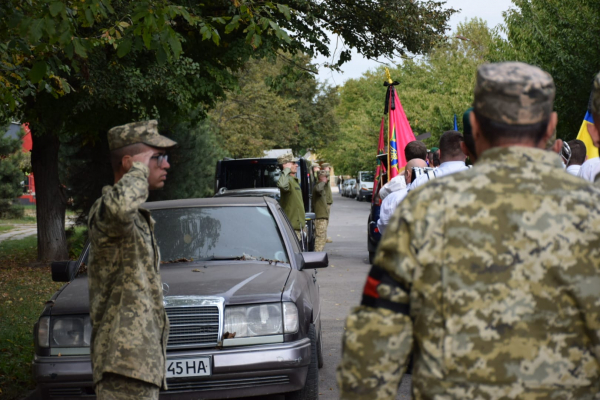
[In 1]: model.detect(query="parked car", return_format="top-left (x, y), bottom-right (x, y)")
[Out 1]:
top-left (32, 197), bottom-right (328, 400)
top-left (355, 171), bottom-right (374, 202)
top-left (214, 157), bottom-right (316, 251)
top-left (342, 179), bottom-right (356, 198)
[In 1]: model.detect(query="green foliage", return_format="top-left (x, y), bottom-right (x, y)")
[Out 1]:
top-left (0, 125), bottom-right (26, 218)
top-left (489, 0), bottom-right (600, 140)
top-left (149, 118), bottom-right (227, 201)
top-left (322, 19), bottom-right (493, 175)
top-left (66, 226), bottom-right (87, 259)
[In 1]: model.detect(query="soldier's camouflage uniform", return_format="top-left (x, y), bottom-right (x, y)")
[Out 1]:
top-left (277, 153), bottom-right (305, 239)
top-left (312, 172), bottom-right (329, 252)
top-left (88, 120), bottom-right (175, 397)
top-left (338, 62), bottom-right (600, 399)
top-left (88, 162), bottom-right (169, 393)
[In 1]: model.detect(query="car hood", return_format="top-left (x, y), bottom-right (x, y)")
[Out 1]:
top-left (50, 262), bottom-right (291, 316)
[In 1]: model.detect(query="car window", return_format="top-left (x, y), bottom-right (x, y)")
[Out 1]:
top-left (360, 173), bottom-right (374, 182)
top-left (223, 163), bottom-right (280, 189)
top-left (152, 206), bottom-right (289, 263)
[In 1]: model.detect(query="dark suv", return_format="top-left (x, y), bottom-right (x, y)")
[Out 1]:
top-left (214, 157), bottom-right (316, 251)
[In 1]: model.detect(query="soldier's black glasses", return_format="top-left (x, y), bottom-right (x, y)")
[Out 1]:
top-left (151, 154), bottom-right (168, 167)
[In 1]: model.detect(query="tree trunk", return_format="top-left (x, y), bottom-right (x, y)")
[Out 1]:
top-left (31, 132), bottom-right (68, 262)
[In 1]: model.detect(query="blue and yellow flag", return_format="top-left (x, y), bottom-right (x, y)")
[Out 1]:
top-left (576, 111), bottom-right (598, 159)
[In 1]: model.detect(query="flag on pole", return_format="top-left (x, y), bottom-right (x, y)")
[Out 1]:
top-left (373, 117), bottom-right (386, 199)
top-left (454, 114), bottom-right (458, 131)
top-left (576, 111), bottom-right (598, 159)
top-left (384, 69), bottom-right (415, 179)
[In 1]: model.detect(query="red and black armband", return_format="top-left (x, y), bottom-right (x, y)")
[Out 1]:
top-left (361, 265), bottom-right (411, 316)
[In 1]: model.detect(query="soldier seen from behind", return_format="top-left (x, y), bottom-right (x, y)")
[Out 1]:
top-left (277, 153), bottom-right (305, 241)
top-left (312, 170), bottom-right (330, 251)
top-left (87, 120), bottom-right (177, 400)
top-left (322, 162), bottom-right (334, 243)
top-left (338, 62), bottom-right (600, 399)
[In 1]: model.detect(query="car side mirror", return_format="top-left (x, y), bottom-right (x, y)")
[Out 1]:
top-left (301, 252), bottom-right (328, 270)
top-left (51, 260), bottom-right (79, 282)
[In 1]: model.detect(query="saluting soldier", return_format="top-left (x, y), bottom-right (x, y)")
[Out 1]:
top-left (277, 153), bottom-right (305, 240)
top-left (88, 120), bottom-right (176, 399)
top-left (321, 162), bottom-right (334, 243)
top-left (312, 170), bottom-right (330, 251)
top-left (338, 62), bottom-right (600, 399)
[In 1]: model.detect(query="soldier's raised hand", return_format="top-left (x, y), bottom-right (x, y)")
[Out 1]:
top-left (122, 149), bottom-right (155, 173)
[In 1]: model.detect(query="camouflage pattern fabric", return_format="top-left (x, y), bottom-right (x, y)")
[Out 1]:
top-left (325, 179), bottom-right (333, 205)
top-left (314, 218), bottom-right (328, 252)
top-left (277, 152), bottom-right (298, 165)
top-left (88, 162), bottom-right (169, 389)
top-left (338, 146), bottom-right (600, 399)
top-left (312, 181), bottom-right (329, 219)
top-left (96, 373), bottom-right (159, 400)
top-left (592, 72), bottom-right (600, 115)
top-left (474, 62), bottom-right (555, 125)
top-left (295, 230), bottom-right (302, 241)
top-left (277, 167), bottom-right (305, 230)
top-left (108, 120), bottom-right (177, 151)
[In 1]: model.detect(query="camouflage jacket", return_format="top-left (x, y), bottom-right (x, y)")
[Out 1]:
top-left (277, 167), bottom-right (305, 230)
top-left (312, 181), bottom-right (329, 219)
top-left (87, 162), bottom-right (169, 388)
top-left (338, 147), bottom-right (600, 400)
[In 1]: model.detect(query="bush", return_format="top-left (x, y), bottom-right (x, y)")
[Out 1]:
top-left (0, 200), bottom-right (24, 219)
top-left (66, 226), bottom-right (88, 259)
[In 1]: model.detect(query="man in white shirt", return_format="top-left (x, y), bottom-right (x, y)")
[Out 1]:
top-left (565, 139), bottom-right (586, 176)
top-left (377, 158), bottom-right (427, 234)
top-left (379, 141), bottom-right (427, 199)
top-left (408, 130), bottom-right (469, 191)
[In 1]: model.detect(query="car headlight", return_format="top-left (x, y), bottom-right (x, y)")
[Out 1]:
top-left (39, 316), bottom-right (92, 347)
top-left (224, 302), bottom-right (299, 338)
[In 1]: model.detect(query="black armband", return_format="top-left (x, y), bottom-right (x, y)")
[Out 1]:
top-left (361, 265), bottom-right (411, 315)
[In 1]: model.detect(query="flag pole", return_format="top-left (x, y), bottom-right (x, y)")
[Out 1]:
top-left (385, 68), bottom-right (393, 178)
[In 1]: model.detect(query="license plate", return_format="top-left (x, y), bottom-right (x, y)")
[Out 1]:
top-left (166, 357), bottom-right (211, 378)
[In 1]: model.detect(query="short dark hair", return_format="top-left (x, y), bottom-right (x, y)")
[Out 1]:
top-left (474, 111), bottom-right (549, 146)
top-left (433, 150), bottom-right (440, 167)
top-left (439, 131), bottom-right (464, 159)
top-left (568, 139), bottom-right (586, 166)
top-left (110, 143), bottom-right (147, 172)
top-left (404, 141), bottom-right (427, 161)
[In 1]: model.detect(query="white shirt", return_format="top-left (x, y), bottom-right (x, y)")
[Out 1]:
top-left (566, 164), bottom-right (582, 177)
top-left (578, 158), bottom-right (600, 182)
top-left (377, 188), bottom-right (408, 234)
top-left (379, 175), bottom-right (406, 200)
top-left (408, 161), bottom-right (468, 191)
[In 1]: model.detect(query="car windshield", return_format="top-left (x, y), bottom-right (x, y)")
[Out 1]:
top-left (360, 173), bottom-right (374, 182)
top-left (152, 206), bottom-right (289, 263)
top-left (222, 162), bottom-right (280, 190)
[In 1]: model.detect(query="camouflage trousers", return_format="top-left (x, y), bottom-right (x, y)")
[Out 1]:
top-left (315, 218), bottom-right (328, 252)
top-left (96, 373), bottom-right (159, 400)
top-left (295, 230), bottom-right (302, 241)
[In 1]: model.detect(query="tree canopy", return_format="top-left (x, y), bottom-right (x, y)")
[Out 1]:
top-left (489, 0), bottom-right (600, 140)
top-left (322, 19), bottom-right (493, 175)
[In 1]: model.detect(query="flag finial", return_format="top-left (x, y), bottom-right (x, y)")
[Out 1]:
top-left (385, 67), bottom-right (393, 85)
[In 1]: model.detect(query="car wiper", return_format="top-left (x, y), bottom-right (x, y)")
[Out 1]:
top-left (204, 254), bottom-right (288, 264)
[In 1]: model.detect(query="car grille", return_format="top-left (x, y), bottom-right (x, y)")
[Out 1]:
top-left (166, 306), bottom-right (220, 349)
top-left (166, 375), bottom-right (290, 392)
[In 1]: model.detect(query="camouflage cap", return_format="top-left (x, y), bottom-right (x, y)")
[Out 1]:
top-left (474, 62), bottom-right (555, 125)
top-left (318, 170), bottom-right (328, 177)
top-left (108, 120), bottom-right (177, 151)
top-left (592, 72), bottom-right (600, 115)
top-left (321, 163), bottom-right (331, 168)
top-left (277, 153), bottom-right (298, 165)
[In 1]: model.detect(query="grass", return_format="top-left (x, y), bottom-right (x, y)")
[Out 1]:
top-left (0, 225), bottom-right (14, 232)
top-left (0, 237), bottom-right (63, 399)
top-left (0, 216), bottom-right (37, 225)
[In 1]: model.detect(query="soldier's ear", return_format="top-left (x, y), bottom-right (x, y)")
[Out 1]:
top-left (541, 112), bottom-right (559, 148)
top-left (121, 155), bottom-right (134, 173)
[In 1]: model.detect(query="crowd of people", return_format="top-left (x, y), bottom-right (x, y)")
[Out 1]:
top-left (338, 62), bottom-right (600, 399)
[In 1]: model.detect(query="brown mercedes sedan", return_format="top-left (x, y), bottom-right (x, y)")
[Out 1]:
top-left (32, 197), bottom-right (328, 400)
